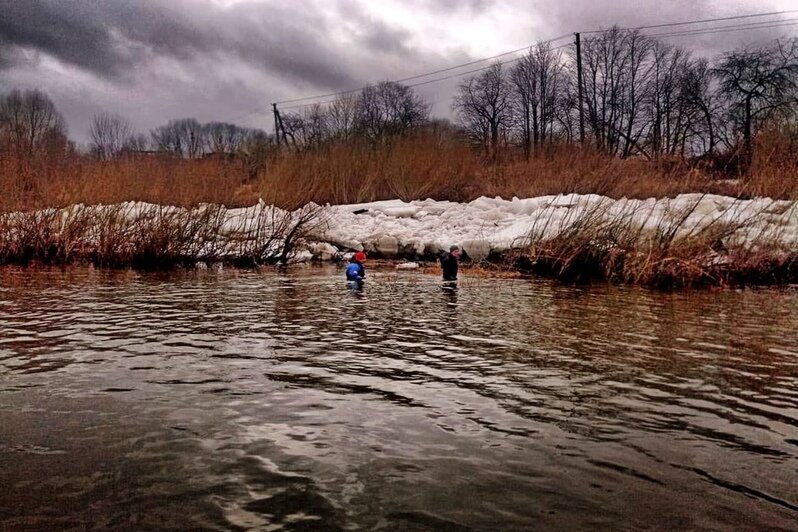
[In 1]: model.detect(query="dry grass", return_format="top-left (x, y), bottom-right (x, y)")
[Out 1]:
top-left (0, 202), bottom-right (326, 268)
top-left (497, 196), bottom-right (797, 287)
top-left (0, 155), bottom-right (248, 213)
top-left (2, 128), bottom-right (797, 216)
top-left (746, 124), bottom-right (798, 200)
top-left (257, 131), bottom-right (476, 205)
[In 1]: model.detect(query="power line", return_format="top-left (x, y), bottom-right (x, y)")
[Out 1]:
top-left (393, 34), bottom-right (572, 84)
top-left (271, 9), bottom-right (798, 115)
top-left (645, 19), bottom-right (798, 39)
top-left (583, 9), bottom-right (798, 34)
top-left (227, 105), bottom-right (271, 123)
top-left (280, 19), bottom-right (798, 112)
top-left (280, 43), bottom-right (573, 111)
top-left (280, 30), bottom-right (797, 113)
top-left (275, 34), bottom-right (572, 106)
top-left (407, 42), bottom-right (572, 89)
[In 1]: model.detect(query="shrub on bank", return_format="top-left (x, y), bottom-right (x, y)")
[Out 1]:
top-left (0, 203), bottom-right (326, 268)
top-left (501, 195), bottom-right (797, 287)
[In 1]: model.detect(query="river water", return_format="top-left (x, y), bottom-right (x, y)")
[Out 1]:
top-left (0, 266), bottom-right (796, 530)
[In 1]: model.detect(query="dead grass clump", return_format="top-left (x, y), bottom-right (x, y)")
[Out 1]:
top-left (475, 144), bottom-right (719, 200)
top-left (0, 155), bottom-right (249, 213)
top-left (0, 207), bottom-right (96, 264)
top-left (258, 132), bottom-right (477, 205)
top-left (501, 196), bottom-right (796, 287)
top-left (0, 202), bottom-right (326, 268)
top-left (745, 124), bottom-right (798, 200)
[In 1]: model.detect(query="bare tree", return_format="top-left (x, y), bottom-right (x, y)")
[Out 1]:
top-left (646, 42), bottom-right (691, 159)
top-left (205, 121), bottom-right (253, 154)
top-left (239, 130), bottom-right (274, 179)
top-left (553, 74), bottom-right (580, 143)
top-left (355, 81), bottom-right (430, 142)
top-left (576, 28), bottom-right (659, 157)
top-left (511, 52), bottom-right (537, 158)
top-left (453, 62), bottom-right (513, 157)
top-left (151, 118), bottom-right (207, 158)
top-left (0, 89), bottom-right (68, 159)
top-left (714, 38), bottom-right (798, 158)
top-left (123, 133), bottom-right (151, 153)
top-left (89, 113), bottom-right (134, 160)
top-left (327, 94), bottom-right (358, 140)
top-left (679, 58), bottom-right (720, 159)
top-left (511, 41), bottom-right (566, 158)
top-left (579, 27), bottom-right (629, 154)
top-left (281, 104), bottom-right (330, 151)
top-left (619, 30), bottom-right (654, 158)
top-left (278, 113), bottom-right (304, 150)
top-left (279, 82), bottom-right (429, 149)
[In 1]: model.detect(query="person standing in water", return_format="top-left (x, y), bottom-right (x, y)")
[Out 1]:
top-left (346, 251), bottom-right (367, 282)
top-left (439, 245), bottom-right (460, 281)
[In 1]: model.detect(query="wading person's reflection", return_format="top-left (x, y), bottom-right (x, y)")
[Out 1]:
top-left (441, 282), bottom-right (458, 308)
top-left (348, 279), bottom-right (365, 297)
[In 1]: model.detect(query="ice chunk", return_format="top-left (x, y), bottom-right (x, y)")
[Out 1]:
top-left (461, 239), bottom-right (491, 261)
top-left (374, 234), bottom-right (399, 256)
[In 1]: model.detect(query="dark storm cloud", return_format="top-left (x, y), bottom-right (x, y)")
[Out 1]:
top-left (359, 19), bottom-right (414, 56)
top-left (0, 0), bottom-right (122, 75)
top-left (0, 0), bottom-right (423, 90)
top-left (0, 0), bottom-right (467, 140)
top-left (542, 0), bottom-right (720, 32)
top-left (2, 0), bottom-right (788, 93)
top-left (540, 0), bottom-right (791, 54)
top-left (0, 0), bottom-right (793, 143)
top-left (424, 0), bottom-right (491, 14)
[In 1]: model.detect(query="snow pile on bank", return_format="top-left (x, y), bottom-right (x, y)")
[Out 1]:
top-left (4, 194), bottom-right (796, 263)
top-left (313, 194), bottom-right (798, 260)
top-left (1, 200), bottom-right (320, 262)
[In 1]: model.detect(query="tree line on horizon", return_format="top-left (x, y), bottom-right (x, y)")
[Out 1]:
top-left (281, 30), bottom-right (798, 169)
top-left (1, 28), bottom-right (797, 173)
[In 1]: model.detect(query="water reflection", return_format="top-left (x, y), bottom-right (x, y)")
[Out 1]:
top-left (346, 279), bottom-right (365, 298)
top-left (441, 283), bottom-right (458, 308)
top-left (1, 266), bottom-right (796, 530)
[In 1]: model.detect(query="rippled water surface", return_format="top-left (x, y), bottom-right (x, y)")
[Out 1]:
top-left (1, 266), bottom-right (797, 530)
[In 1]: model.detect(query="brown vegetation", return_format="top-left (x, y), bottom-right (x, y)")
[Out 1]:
top-left (496, 196), bottom-right (797, 288)
top-left (2, 127), bottom-right (796, 216)
top-left (0, 201), bottom-right (325, 268)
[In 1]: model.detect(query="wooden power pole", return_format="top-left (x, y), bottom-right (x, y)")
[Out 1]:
top-left (575, 32), bottom-right (586, 145)
top-left (272, 103), bottom-right (281, 148)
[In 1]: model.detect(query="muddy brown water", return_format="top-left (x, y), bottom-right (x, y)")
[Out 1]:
top-left (0, 266), bottom-right (796, 530)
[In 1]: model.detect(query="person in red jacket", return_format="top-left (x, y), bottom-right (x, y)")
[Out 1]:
top-left (346, 251), bottom-right (367, 282)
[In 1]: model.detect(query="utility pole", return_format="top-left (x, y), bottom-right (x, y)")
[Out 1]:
top-left (276, 108), bottom-right (291, 148)
top-left (272, 103), bottom-right (281, 148)
top-left (575, 32), bottom-right (586, 145)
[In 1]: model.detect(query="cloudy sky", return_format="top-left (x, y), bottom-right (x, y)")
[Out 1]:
top-left (1, 0), bottom-right (796, 143)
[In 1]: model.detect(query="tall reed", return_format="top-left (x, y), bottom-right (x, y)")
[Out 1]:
top-left (3, 127), bottom-right (797, 215)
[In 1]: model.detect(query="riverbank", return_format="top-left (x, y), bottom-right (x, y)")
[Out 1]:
top-left (322, 194), bottom-right (798, 287)
top-left (1, 193), bottom-right (796, 287)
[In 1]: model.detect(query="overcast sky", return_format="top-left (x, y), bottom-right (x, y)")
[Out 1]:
top-left (1, 0), bottom-right (797, 143)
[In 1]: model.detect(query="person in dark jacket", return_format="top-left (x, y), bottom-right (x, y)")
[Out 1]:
top-left (439, 245), bottom-right (460, 281)
top-left (346, 251), bottom-right (367, 282)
